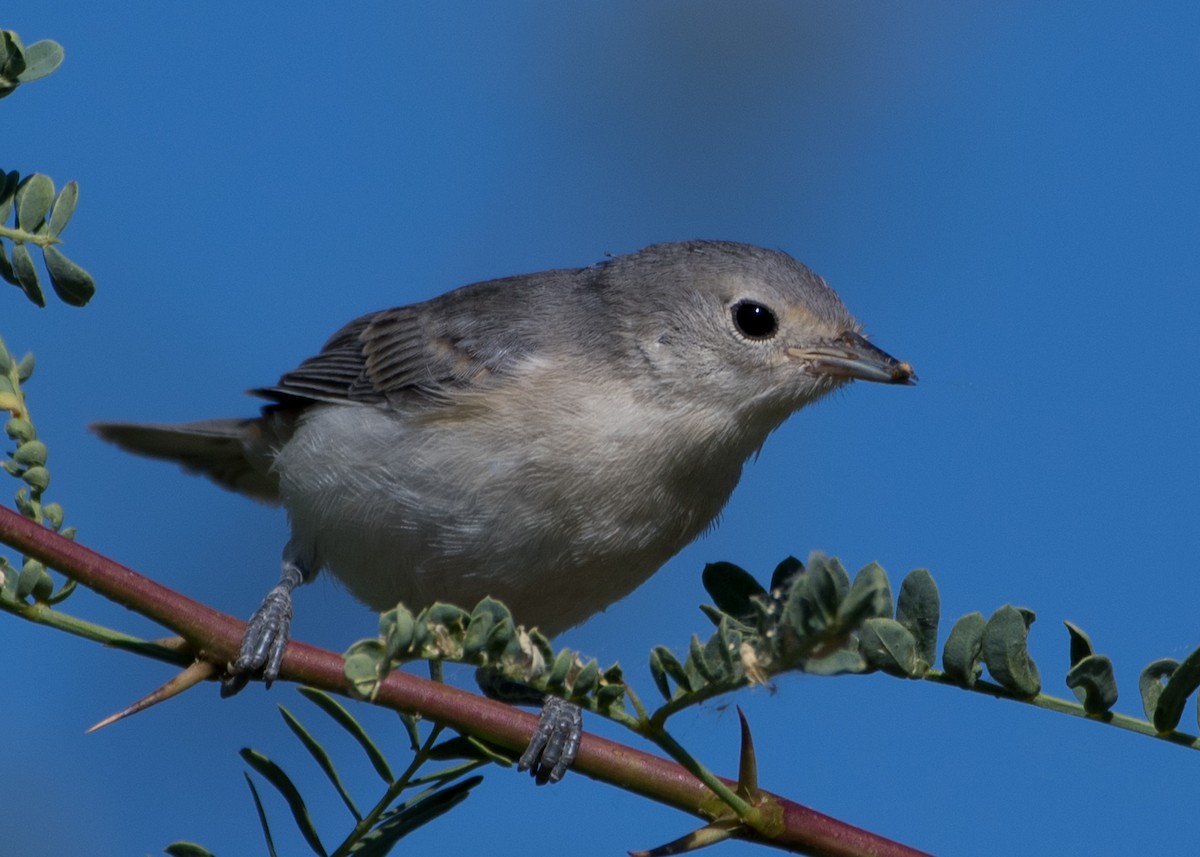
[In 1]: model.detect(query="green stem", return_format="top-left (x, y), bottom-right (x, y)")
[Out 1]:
top-left (923, 670), bottom-right (1200, 749)
top-left (636, 721), bottom-right (759, 825)
top-left (0, 595), bottom-right (192, 665)
top-left (0, 223), bottom-right (57, 248)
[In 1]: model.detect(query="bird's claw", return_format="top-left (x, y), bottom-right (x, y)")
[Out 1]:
top-left (518, 696), bottom-right (582, 785)
top-left (220, 583), bottom-right (293, 697)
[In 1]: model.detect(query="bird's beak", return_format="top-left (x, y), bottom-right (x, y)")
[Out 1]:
top-left (786, 331), bottom-right (917, 385)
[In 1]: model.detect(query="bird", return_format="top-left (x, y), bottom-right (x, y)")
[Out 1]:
top-left (93, 239), bottom-right (915, 782)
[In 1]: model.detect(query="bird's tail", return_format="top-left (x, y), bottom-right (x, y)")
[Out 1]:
top-left (91, 418), bottom-right (282, 503)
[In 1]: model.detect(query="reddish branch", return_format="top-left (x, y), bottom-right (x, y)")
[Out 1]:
top-left (0, 504), bottom-right (931, 857)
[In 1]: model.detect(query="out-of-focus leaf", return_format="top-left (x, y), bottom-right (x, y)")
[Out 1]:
top-left (769, 555), bottom-right (804, 592)
top-left (943, 612), bottom-right (986, 687)
top-left (982, 606), bottom-right (1041, 696)
top-left (1063, 621), bottom-right (1094, 666)
top-left (240, 748), bottom-right (328, 857)
top-left (702, 561), bottom-right (766, 621)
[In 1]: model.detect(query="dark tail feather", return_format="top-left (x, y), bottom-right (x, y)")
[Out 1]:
top-left (91, 419), bottom-right (281, 503)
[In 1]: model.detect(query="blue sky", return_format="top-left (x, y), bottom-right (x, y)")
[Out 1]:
top-left (4, 4), bottom-right (1199, 855)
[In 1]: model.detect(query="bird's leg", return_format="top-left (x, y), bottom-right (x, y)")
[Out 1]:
top-left (476, 668), bottom-right (583, 785)
top-left (220, 542), bottom-right (312, 697)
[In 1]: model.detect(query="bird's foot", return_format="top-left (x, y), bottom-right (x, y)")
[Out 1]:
top-left (220, 562), bottom-right (303, 697)
top-left (477, 668), bottom-right (583, 784)
top-left (518, 695), bottom-right (582, 785)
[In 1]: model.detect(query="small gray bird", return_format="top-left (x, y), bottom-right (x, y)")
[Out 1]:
top-left (93, 240), bottom-right (914, 781)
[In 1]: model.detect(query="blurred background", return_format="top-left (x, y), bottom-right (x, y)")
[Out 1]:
top-left (3, 4), bottom-right (1198, 855)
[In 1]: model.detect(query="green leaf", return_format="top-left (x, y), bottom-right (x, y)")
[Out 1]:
top-left (571, 658), bottom-right (599, 697)
top-left (701, 561), bottom-right (766, 620)
top-left (839, 561), bottom-right (893, 627)
top-left (0, 242), bottom-right (17, 287)
top-left (16, 351), bottom-right (34, 381)
top-left (297, 687), bottom-right (395, 783)
top-left (859, 617), bottom-right (921, 677)
top-left (1065, 654), bottom-right (1118, 715)
top-left (0, 32), bottom-right (26, 92)
top-left (350, 776), bottom-right (483, 857)
top-left (10, 243), bottom-right (45, 306)
top-left (427, 734), bottom-right (513, 766)
top-left (982, 606), bottom-right (1041, 696)
top-left (1063, 621), bottom-right (1094, 666)
top-left (1139, 659), bottom-right (1178, 722)
top-left (895, 569), bottom-right (939, 669)
top-left (544, 647), bottom-right (575, 692)
top-left (808, 553), bottom-right (850, 617)
top-left (16, 39), bottom-right (64, 83)
top-left (801, 646), bottom-right (868, 676)
top-left (689, 634), bottom-right (718, 682)
top-left (649, 648), bottom-right (673, 700)
top-left (164, 843), bottom-right (218, 857)
top-left (279, 704), bottom-right (362, 821)
top-left (0, 171), bottom-right (19, 223)
top-left (1151, 644), bottom-right (1200, 733)
top-left (344, 641), bottom-right (386, 698)
top-left (769, 555), bottom-right (804, 592)
top-left (942, 612), bottom-right (986, 687)
top-left (651, 646), bottom-right (692, 695)
top-left (16, 559), bottom-right (51, 600)
top-left (708, 618), bottom-right (739, 680)
top-left (46, 181), bottom-right (78, 237)
top-left (240, 748), bottom-right (327, 857)
top-left (380, 605), bottom-right (415, 661)
top-left (244, 772), bottom-right (281, 857)
top-left (15, 173), bottom-right (53, 231)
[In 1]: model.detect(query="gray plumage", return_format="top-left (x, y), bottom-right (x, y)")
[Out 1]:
top-left (94, 240), bottom-right (914, 637)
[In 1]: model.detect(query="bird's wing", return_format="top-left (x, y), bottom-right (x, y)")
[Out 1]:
top-left (252, 277), bottom-right (560, 408)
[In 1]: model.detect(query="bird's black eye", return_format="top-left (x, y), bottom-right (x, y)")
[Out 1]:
top-left (731, 300), bottom-right (778, 340)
